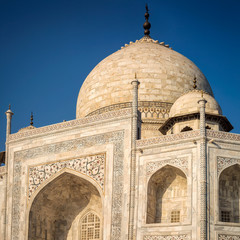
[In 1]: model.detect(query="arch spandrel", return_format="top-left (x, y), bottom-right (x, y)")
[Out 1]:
top-left (217, 156), bottom-right (240, 178)
top-left (28, 168), bottom-right (104, 209)
top-left (27, 153), bottom-right (106, 202)
top-left (146, 157), bottom-right (189, 181)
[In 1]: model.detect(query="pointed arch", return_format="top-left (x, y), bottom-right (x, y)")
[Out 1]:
top-left (27, 171), bottom-right (103, 240)
top-left (28, 168), bottom-right (104, 210)
top-left (181, 126), bottom-right (193, 132)
top-left (219, 164), bottom-right (240, 223)
top-left (146, 165), bottom-right (188, 224)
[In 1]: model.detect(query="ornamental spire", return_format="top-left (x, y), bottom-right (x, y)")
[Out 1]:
top-left (30, 112), bottom-right (33, 126)
top-left (143, 4), bottom-right (151, 36)
top-left (193, 76), bottom-right (197, 89)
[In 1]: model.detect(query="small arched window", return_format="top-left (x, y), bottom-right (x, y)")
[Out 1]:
top-left (147, 165), bottom-right (188, 224)
top-left (219, 164), bottom-right (240, 223)
top-left (80, 212), bottom-right (101, 240)
top-left (181, 126), bottom-right (193, 132)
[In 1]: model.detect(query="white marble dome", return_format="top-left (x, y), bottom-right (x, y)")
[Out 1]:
top-left (169, 90), bottom-right (222, 117)
top-left (76, 36), bottom-right (213, 118)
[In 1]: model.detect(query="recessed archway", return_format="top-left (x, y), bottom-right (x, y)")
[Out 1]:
top-left (28, 172), bottom-right (102, 240)
top-left (147, 165), bottom-right (187, 224)
top-left (219, 164), bottom-right (240, 223)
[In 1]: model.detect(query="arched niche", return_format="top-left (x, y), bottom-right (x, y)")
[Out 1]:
top-left (28, 172), bottom-right (102, 240)
top-left (181, 126), bottom-right (193, 132)
top-left (219, 164), bottom-right (240, 223)
top-left (146, 165), bottom-right (188, 224)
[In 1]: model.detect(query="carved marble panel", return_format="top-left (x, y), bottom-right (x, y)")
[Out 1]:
top-left (218, 234), bottom-right (240, 240)
top-left (28, 153), bottom-right (105, 199)
top-left (137, 130), bottom-right (200, 147)
top-left (143, 234), bottom-right (190, 240)
top-left (217, 156), bottom-right (240, 177)
top-left (147, 157), bottom-right (189, 177)
top-left (207, 130), bottom-right (240, 142)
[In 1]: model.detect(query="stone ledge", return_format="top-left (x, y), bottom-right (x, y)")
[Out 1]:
top-left (137, 130), bottom-right (200, 147)
top-left (8, 108), bottom-right (132, 142)
top-left (207, 130), bottom-right (240, 142)
top-left (137, 130), bottom-right (240, 148)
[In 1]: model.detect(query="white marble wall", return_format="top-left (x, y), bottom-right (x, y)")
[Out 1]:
top-left (2, 108), bottom-right (240, 240)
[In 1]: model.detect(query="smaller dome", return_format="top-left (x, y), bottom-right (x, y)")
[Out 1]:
top-left (169, 90), bottom-right (222, 117)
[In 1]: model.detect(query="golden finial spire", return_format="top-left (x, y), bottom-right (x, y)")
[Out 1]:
top-left (143, 4), bottom-right (151, 36)
top-left (193, 76), bottom-right (197, 89)
top-left (30, 112), bottom-right (33, 126)
top-left (135, 72), bottom-right (137, 79)
top-left (201, 90), bottom-right (203, 98)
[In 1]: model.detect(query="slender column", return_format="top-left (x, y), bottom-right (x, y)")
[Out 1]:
top-left (128, 78), bottom-right (139, 240)
top-left (5, 105), bottom-right (14, 140)
top-left (4, 105), bottom-right (13, 240)
top-left (198, 95), bottom-right (208, 240)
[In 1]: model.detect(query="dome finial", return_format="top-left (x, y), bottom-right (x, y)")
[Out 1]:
top-left (30, 112), bottom-right (33, 126)
top-left (193, 76), bottom-right (197, 89)
top-left (143, 4), bottom-right (151, 36)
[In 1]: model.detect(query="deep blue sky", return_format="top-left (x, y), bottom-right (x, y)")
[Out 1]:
top-left (0, 0), bottom-right (240, 151)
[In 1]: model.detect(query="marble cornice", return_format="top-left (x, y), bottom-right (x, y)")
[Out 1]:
top-left (8, 108), bottom-right (132, 142)
top-left (136, 130), bottom-right (201, 147)
top-left (137, 130), bottom-right (240, 148)
top-left (206, 130), bottom-right (240, 142)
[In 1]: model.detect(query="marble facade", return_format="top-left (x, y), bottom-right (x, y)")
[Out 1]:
top-left (1, 15), bottom-right (240, 240)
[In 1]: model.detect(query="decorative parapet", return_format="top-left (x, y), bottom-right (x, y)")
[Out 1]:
top-left (8, 108), bottom-right (131, 142)
top-left (207, 130), bottom-right (240, 141)
top-left (137, 130), bottom-right (200, 147)
top-left (137, 130), bottom-right (240, 148)
top-left (143, 234), bottom-right (190, 240)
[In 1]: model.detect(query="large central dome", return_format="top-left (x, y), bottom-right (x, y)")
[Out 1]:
top-left (76, 36), bottom-right (213, 120)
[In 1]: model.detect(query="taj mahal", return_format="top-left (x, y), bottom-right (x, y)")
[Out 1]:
top-left (0, 5), bottom-right (240, 240)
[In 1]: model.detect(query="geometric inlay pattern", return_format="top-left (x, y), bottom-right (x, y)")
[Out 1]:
top-left (218, 234), bottom-right (240, 240)
top-left (146, 157), bottom-right (189, 177)
top-left (28, 153), bottom-right (105, 199)
top-left (217, 156), bottom-right (240, 177)
top-left (143, 234), bottom-right (190, 240)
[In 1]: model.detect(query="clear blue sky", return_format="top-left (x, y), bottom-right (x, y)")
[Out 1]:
top-left (0, 0), bottom-right (240, 151)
